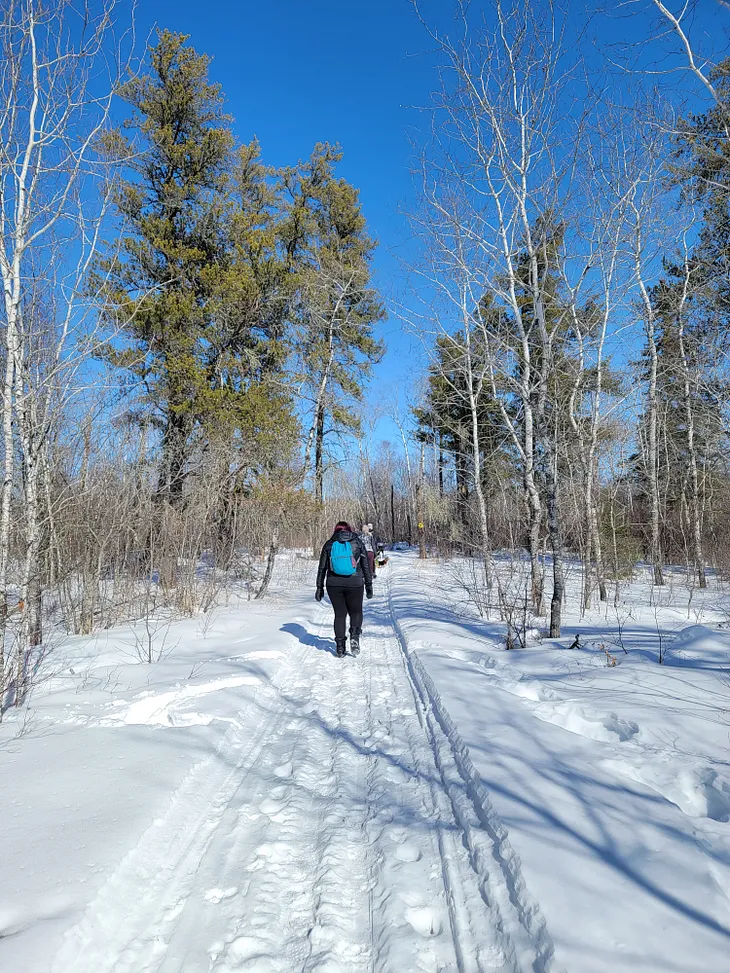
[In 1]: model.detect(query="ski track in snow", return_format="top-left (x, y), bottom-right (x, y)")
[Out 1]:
top-left (384, 577), bottom-right (557, 973)
top-left (50, 584), bottom-right (558, 973)
top-left (49, 666), bottom-right (295, 973)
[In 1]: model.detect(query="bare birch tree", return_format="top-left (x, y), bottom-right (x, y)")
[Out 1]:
top-left (648, 0), bottom-right (729, 121)
top-left (0, 0), bottom-right (134, 702)
top-left (672, 241), bottom-right (707, 588)
top-left (411, 0), bottom-right (600, 634)
top-left (562, 103), bottom-right (666, 609)
top-left (626, 128), bottom-right (675, 589)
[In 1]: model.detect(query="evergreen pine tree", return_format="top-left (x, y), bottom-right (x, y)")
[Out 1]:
top-left (98, 32), bottom-right (299, 505)
top-left (284, 144), bottom-right (385, 502)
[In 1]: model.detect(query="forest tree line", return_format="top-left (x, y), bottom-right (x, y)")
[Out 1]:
top-left (1, 0), bottom-right (729, 708)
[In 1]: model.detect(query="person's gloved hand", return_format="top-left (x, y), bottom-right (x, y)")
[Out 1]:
top-left (315, 588), bottom-right (324, 602)
top-left (366, 589), bottom-right (373, 599)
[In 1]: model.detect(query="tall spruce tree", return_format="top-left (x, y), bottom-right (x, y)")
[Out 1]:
top-left (208, 139), bottom-right (298, 479)
top-left (99, 31), bottom-right (234, 504)
top-left (99, 32), bottom-right (298, 508)
top-left (284, 144), bottom-right (385, 503)
top-left (415, 332), bottom-right (504, 533)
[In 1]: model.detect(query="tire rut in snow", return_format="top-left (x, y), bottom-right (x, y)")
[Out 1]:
top-left (163, 663), bottom-right (322, 973)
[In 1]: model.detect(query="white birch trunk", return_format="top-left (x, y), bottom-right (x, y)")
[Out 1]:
top-left (631, 203), bottom-right (665, 587)
top-left (0, 0), bottom-right (133, 703)
top-left (461, 295), bottom-right (491, 585)
top-left (676, 264), bottom-right (707, 588)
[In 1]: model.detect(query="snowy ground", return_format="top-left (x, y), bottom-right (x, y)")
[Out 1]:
top-left (1, 552), bottom-right (729, 972)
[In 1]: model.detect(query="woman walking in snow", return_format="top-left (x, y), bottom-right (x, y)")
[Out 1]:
top-left (316, 521), bottom-right (373, 657)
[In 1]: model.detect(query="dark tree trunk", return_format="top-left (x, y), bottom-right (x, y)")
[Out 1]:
top-left (438, 431), bottom-right (444, 498)
top-left (159, 411), bottom-right (190, 507)
top-left (315, 403), bottom-right (325, 504)
top-left (546, 448), bottom-right (564, 639)
top-left (455, 449), bottom-right (469, 528)
top-left (390, 483), bottom-right (396, 543)
top-left (255, 525), bottom-right (280, 600)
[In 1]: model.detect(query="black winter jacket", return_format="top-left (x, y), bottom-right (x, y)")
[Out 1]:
top-left (316, 530), bottom-right (373, 593)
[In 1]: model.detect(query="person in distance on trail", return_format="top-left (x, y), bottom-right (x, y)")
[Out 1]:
top-left (315, 520), bottom-right (373, 658)
top-left (371, 524), bottom-right (385, 559)
top-left (367, 523), bottom-right (388, 575)
top-left (372, 525), bottom-right (389, 569)
top-left (359, 523), bottom-right (377, 579)
top-left (360, 523), bottom-right (386, 577)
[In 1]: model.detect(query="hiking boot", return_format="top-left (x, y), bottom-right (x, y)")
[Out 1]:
top-left (335, 638), bottom-right (347, 658)
top-left (350, 632), bottom-right (361, 657)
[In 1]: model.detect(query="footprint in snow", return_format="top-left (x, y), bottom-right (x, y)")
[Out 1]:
top-left (204, 887), bottom-right (238, 905)
top-left (394, 842), bottom-right (422, 863)
top-left (373, 808), bottom-right (395, 826)
top-left (404, 905), bottom-right (443, 938)
top-left (251, 841), bottom-right (291, 864)
top-left (216, 935), bottom-right (278, 971)
top-left (259, 796), bottom-right (289, 819)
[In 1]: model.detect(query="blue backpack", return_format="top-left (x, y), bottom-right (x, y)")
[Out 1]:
top-left (329, 540), bottom-right (357, 576)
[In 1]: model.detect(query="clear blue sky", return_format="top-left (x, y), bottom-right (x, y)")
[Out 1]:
top-left (132, 0), bottom-right (726, 452)
top-left (136, 0), bottom-right (441, 448)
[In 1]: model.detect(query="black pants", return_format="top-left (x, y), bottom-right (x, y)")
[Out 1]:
top-left (326, 584), bottom-right (364, 641)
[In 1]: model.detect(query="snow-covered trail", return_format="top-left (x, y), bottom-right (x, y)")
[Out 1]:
top-left (49, 586), bottom-right (556, 973)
